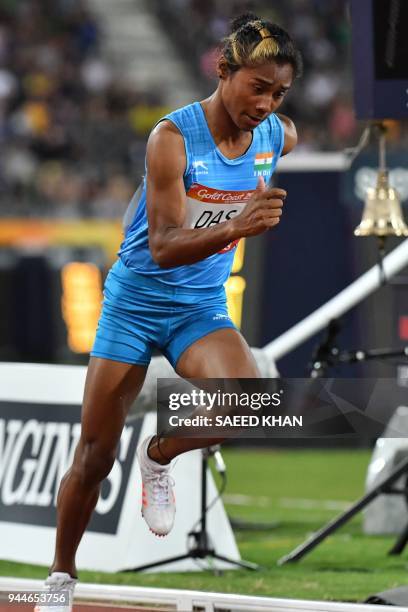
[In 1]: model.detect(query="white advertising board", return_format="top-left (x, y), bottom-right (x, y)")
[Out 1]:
top-left (0, 362), bottom-right (241, 572)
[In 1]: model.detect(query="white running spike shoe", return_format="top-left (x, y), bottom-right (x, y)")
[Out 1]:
top-left (34, 572), bottom-right (77, 612)
top-left (137, 435), bottom-right (176, 536)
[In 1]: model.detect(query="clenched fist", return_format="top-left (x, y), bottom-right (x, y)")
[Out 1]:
top-left (231, 176), bottom-right (287, 238)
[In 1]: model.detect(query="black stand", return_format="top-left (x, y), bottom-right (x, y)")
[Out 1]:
top-left (127, 450), bottom-right (260, 572)
top-left (279, 325), bottom-right (408, 565)
top-left (278, 455), bottom-right (408, 565)
top-left (309, 319), bottom-right (408, 378)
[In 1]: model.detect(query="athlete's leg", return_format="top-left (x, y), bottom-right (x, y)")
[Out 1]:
top-left (147, 328), bottom-right (259, 463)
top-left (51, 357), bottom-right (147, 577)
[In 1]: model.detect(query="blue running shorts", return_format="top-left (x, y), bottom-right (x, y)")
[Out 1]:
top-left (91, 258), bottom-right (237, 368)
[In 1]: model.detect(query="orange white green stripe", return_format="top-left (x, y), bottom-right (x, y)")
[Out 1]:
top-left (254, 152), bottom-right (274, 172)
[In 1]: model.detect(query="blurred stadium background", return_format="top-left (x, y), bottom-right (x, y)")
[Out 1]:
top-left (0, 0), bottom-right (407, 375)
top-left (1, 0), bottom-right (408, 607)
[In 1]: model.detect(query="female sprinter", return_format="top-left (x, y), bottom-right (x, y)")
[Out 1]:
top-left (37, 13), bottom-right (302, 610)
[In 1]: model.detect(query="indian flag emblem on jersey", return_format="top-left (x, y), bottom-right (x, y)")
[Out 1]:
top-left (254, 152), bottom-right (273, 176)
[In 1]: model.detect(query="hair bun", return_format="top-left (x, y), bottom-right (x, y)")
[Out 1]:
top-left (230, 12), bottom-right (260, 34)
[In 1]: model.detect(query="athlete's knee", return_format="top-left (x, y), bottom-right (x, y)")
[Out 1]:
top-left (73, 438), bottom-right (117, 486)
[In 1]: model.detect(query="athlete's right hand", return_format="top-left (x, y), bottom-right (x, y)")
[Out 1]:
top-left (231, 176), bottom-right (287, 238)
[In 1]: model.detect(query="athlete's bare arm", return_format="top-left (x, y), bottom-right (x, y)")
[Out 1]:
top-left (147, 120), bottom-right (287, 268)
top-left (277, 113), bottom-right (297, 156)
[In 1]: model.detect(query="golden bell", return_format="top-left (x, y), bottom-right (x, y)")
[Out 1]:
top-left (354, 170), bottom-right (408, 237)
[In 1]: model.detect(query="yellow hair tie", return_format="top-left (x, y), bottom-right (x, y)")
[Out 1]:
top-left (258, 27), bottom-right (272, 40)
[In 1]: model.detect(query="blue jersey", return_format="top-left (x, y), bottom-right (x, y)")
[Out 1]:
top-left (119, 101), bottom-right (284, 289)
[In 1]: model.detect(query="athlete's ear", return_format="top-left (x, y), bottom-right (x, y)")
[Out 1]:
top-left (217, 57), bottom-right (229, 80)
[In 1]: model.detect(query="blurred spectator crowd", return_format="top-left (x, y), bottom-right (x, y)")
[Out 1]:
top-left (156, 0), bottom-right (406, 152)
top-left (0, 0), bottom-right (169, 218)
top-left (0, 0), bottom-right (406, 219)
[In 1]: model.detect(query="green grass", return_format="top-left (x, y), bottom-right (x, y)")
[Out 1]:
top-left (1, 449), bottom-right (408, 602)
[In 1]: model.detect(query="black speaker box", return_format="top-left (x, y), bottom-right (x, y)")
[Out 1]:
top-left (365, 585), bottom-right (408, 605)
top-left (351, 0), bottom-right (408, 119)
